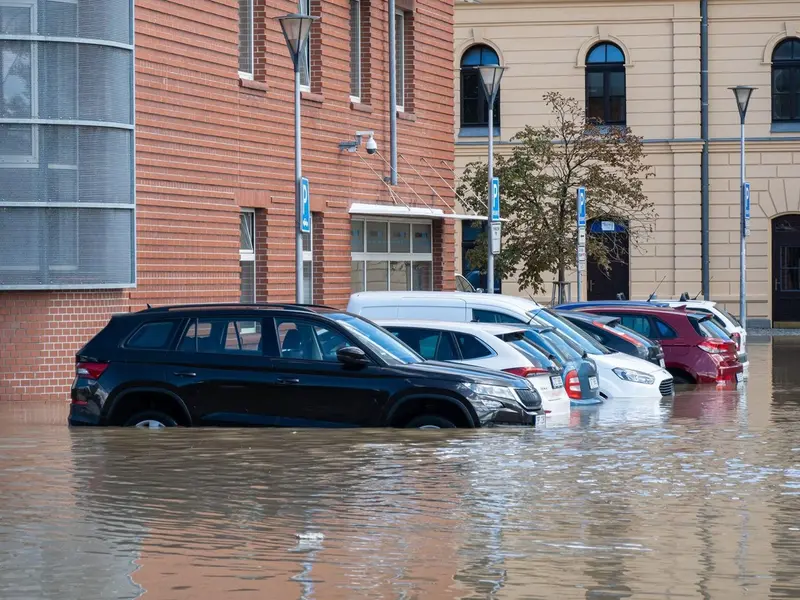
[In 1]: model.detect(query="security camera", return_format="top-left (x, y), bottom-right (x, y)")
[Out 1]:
top-left (365, 134), bottom-right (378, 154)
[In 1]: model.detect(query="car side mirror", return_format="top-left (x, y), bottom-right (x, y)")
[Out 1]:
top-left (336, 346), bottom-right (371, 367)
top-left (476, 288), bottom-right (485, 293)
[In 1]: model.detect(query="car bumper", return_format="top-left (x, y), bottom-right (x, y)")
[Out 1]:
top-left (68, 404), bottom-right (102, 426)
top-left (482, 407), bottom-right (543, 427)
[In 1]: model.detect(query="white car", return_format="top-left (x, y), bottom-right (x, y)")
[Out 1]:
top-left (348, 292), bottom-right (675, 400)
top-left (661, 299), bottom-right (748, 371)
top-left (376, 319), bottom-right (570, 417)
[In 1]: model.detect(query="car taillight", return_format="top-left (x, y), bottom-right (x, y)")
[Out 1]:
top-left (565, 369), bottom-right (582, 399)
top-left (503, 366), bottom-right (549, 378)
top-left (76, 362), bottom-right (109, 380)
top-left (731, 332), bottom-right (741, 350)
top-left (698, 339), bottom-right (732, 355)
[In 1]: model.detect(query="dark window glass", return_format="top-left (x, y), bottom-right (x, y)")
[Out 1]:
top-left (454, 333), bottom-right (493, 360)
top-left (585, 43), bottom-right (626, 126)
top-left (772, 38), bottom-right (800, 123)
top-left (460, 44), bottom-right (500, 129)
top-left (472, 309), bottom-right (526, 324)
top-left (178, 319), bottom-right (262, 354)
top-left (618, 315), bottom-right (653, 338)
top-left (653, 319), bottom-right (677, 339)
top-left (126, 321), bottom-right (177, 350)
top-left (274, 319), bottom-right (349, 362)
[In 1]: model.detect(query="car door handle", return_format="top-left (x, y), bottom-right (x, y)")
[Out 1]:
top-left (277, 378), bottom-right (300, 385)
top-left (173, 371), bottom-right (197, 378)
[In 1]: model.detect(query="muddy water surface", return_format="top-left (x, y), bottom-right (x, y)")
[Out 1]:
top-left (0, 336), bottom-right (799, 599)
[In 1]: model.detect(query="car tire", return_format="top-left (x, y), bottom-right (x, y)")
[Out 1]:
top-left (123, 411), bottom-right (178, 429)
top-left (670, 373), bottom-right (695, 385)
top-left (405, 415), bottom-right (457, 429)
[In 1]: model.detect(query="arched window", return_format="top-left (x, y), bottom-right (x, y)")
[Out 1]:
top-left (585, 42), bottom-right (626, 126)
top-left (460, 45), bottom-right (500, 132)
top-left (772, 38), bottom-right (800, 124)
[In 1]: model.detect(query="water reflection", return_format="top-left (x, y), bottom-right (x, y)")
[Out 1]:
top-left (0, 339), bottom-right (799, 598)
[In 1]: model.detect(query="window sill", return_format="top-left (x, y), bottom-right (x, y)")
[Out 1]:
top-left (351, 101), bottom-right (373, 113)
top-left (239, 77), bottom-right (268, 93)
top-left (771, 122), bottom-right (800, 133)
top-left (458, 126), bottom-right (501, 138)
top-left (397, 111), bottom-right (417, 122)
top-left (301, 91), bottom-right (325, 104)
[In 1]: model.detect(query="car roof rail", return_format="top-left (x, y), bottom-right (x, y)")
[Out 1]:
top-left (140, 302), bottom-right (334, 313)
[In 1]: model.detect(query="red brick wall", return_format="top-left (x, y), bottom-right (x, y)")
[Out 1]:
top-left (0, 291), bottom-right (130, 402)
top-left (0, 0), bottom-right (455, 401)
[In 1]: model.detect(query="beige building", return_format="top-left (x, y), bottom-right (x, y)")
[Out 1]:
top-left (454, 0), bottom-right (800, 327)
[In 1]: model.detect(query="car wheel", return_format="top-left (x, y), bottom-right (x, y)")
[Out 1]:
top-left (405, 415), bottom-right (457, 429)
top-left (124, 411), bottom-right (178, 429)
top-left (670, 373), bottom-right (695, 385)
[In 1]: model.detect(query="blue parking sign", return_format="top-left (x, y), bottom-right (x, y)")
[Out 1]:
top-left (491, 177), bottom-right (500, 221)
top-left (300, 177), bottom-right (310, 233)
top-left (744, 182), bottom-right (750, 221)
top-left (577, 187), bottom-right (586, 227)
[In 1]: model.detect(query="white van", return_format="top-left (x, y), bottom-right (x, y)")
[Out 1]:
top-left (347, 292), bottom-right (674, 400)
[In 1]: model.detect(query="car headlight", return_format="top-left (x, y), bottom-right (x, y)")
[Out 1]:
top-left (462, 382), bottom-right (518, 403)
top-left (471, 398), bottom-right (506, 411)
top-left (612, 368), bottom-right (655, 385)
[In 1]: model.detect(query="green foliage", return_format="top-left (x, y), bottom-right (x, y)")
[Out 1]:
top-left (457, 92), bottom-right (655, 294)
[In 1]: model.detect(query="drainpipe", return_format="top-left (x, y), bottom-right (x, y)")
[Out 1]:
top-left (700, 0), bottom-right (710, 299)
top-left (389, 0), bottom-right (398, 185)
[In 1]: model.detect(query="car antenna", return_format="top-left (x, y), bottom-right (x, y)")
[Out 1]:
top-left (693, 275), bottom-right (712, 300)
top-left (647, 275), bottom-right (667, 302)
top-left (146, 303), bottom-right (152, 309)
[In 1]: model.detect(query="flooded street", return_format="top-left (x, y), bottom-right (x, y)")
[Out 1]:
top-left (1, 336), bottom-right (799, 599)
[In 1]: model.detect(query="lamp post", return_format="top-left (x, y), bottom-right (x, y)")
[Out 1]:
top-left (278, 13), bottom-right (317, 303)
top-left (729, 85), bottom-right (755, 329)
top-left (477, 64), bottom-right (506, 294)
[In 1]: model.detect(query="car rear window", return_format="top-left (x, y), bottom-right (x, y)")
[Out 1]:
top-left (537, 329), bottom-right (582, 361)
top-left (699, 319), bottom-right (731, 340)
top-left (125, 321), bottom-right (179, 350)
top-left (502, 336), bottom-right (556, 369)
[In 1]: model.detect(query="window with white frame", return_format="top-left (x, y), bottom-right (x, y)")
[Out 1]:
top-left (238, 0), bottom-right (254, 78)
top-left (302, 214), bottom-right (313, 304)
top-left (299, 0), bottom-right (311, 89)
top-left (351, 219), bottom-right (433, 292)
top-left (349, 0), bottom-right (361, 100)
top-left (240, 210), bottom-right (256, 303)
top-left (0, 1), bottom-right (38, 163)
top-left (394, 10), bottom-right (405, 111)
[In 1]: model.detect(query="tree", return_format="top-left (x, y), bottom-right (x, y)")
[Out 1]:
top-left (457, 92), bottom-right (655, 297)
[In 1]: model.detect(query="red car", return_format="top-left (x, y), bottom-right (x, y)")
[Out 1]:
top-left (572, 305), bottom-right (743, 386)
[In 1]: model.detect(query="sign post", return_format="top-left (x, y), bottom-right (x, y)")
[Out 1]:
top-left (576, 187), bottom-right (587, 301)
top-left (743, 181), bottom-right (750, 237)
top-left (300, 177), bottom-right (310, 234)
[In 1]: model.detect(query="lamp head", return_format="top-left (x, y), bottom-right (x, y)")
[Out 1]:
top-left (277, 13), bottom-right (318, 67)
top-left (729, 86), bottom-right (756, 122)
top-left (477, 64), bottom-right (507, 103)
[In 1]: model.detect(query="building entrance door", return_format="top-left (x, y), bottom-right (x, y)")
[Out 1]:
top-left (587, 219), bottom-right (630, 301)
top-left (772, 214), bottom-right (800, 326)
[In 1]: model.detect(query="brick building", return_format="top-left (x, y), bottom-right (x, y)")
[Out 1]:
top-left (0, 0), bottom-right (457, 401)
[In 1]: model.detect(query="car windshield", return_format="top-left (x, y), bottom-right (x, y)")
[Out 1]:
top-left (612, 323), bottom-right (652, 346)
top-left (326, 313), bottom-right (424, 365)
top-left (529, 309), bottom-right (613, 355)
top-left (537, 329), bottom-right (583, 361)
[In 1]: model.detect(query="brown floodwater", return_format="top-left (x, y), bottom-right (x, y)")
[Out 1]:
top-left (1, 335), bottom-right (800, 599)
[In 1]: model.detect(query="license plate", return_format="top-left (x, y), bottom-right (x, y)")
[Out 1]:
top-left (736, 372), bottom-right (743, 383)
top-left (659, 359), bottom-right (665, 368)
top-left (588, 376), bottom-right (599, 389)
top-left (550, 376), bottom-right (564, 389)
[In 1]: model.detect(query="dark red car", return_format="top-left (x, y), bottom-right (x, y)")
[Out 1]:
top-left (571, 305), bottom-right (743, 386)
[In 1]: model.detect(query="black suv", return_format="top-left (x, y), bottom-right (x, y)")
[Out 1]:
top-left (69, 304), bottom-right (543, 429)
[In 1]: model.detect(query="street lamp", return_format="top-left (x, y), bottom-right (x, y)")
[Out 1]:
top-left (477, 64), bottom-right (506, 294)
top-left (278, 13), bottom-right (317, 303)
top-left (729, 85), bottom-right (756, 329)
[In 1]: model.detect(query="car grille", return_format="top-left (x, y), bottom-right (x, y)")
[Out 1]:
top-left (515, 388), bottom-right (542, 411)
top-left (659, 378), bottom-right (675, 396)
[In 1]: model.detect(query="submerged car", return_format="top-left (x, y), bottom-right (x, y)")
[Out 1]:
top-left (571, 304), bottom-right (743, 386)
top-left (378, 320), bottom-right (570, 417)
top-left (69, 303), bottom-right (544, 430)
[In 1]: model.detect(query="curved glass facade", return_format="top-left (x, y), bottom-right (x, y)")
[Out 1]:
top-left (0, 0), bottom-right (134, 289)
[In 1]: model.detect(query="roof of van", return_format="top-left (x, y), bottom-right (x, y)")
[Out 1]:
top-left (376, 319), bottom-right (529, 336)
top-left (348, 291), bottom-right (542, 310)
